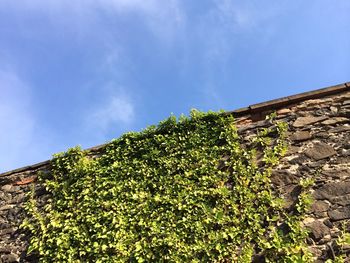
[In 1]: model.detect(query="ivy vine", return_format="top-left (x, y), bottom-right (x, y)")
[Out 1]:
top-left (22, 110), bottom-right (314, 262)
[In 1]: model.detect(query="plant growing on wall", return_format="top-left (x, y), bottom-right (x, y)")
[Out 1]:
top-left (22, 110), bottom-right (314, 262)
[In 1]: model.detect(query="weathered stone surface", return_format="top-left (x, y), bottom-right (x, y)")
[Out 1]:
top-left (333, 156), bottom-right (350, 164)
top-left (0, 205), bottom-right (15, 211)
top-left (323, 219), bottom-right (333, 228)
top-left (322, 117), bottom-right (348, 125)
top-left (314, 182), bottom-right (350, 200)
top-left (283, 185), bottom-right (302, 210)
top-left (331, 195), bottom-right (350, 206)
top-left (309, 247), bottom-right (323, 259)
top-left (311, 201), bottom-right (330, 214)
top-left (338, 109), bottom-right (350, 118)
top-left (306, 221), bottom-right (330, 241)
top-left (0, 245), bottom-right (12, 253)
top-left (277, 108), bottom-right (292, 115)
top-left (305, 142), bottom-right (336, 160)
top-left (286, 146), bottom-right (300, 155)
top-left (0, 177), bottom-right (12, 186)
top-left (237, 120), bottom-right (269, 133)
top-left (9, 193), bottom-right (26, 205)
top-left (0, 89), bottom-right (350, 261)
top-left (0, 192), bottom-right (9, 203)
top-left (0, 227), bottom-right (16, 236)
top-left (270, 171), bottom-right (299, 186)
top-left (290, 131), bottom-right (312, 141)
top-left (293, 116), bottom-right (328, 127)
top-left (307, 161), bottom-right (325, 169)
top-left (290, 155), bottom-right (309, 165)
top-left (341, 149), bottom-right (350, 157)
top-left (322, 169), bottom-right (350, 180)
top-left (314, 131), bottom-right (329, 138)
top-left (0, 223), bottom-right (11, 230)
top-left (1, 253), bottom-right (18, 263)
top-left (330, 106), bottom-right (338, 113)
top-left (1, 185), bottom-right (15, 193)
top-left (305, 98), bottom-right (331, 106)
top-left (328, 207), bottom-right (350, 221)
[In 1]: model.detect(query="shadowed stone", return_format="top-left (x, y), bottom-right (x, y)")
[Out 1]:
top-left (0, 178), bottom-right (12, 186)
top-left (290, 131), bottom-right (312, 141)
top-left (293, 116), bottom-right (328, 127)
top-left (334, 156), bottom-right (350, 164)
top-left (0, 205), bottom-right (15, 211)
top-left (1, 253), bottom-right (19, 263)
top-left (314, 182), bottom-right (350, 200)
top-left (328, 207), bottom-right (350, 221)
top-left (1, 185), bottom-right (15, 193)
top-left (0, 227), bottom-right (16, 236)
top-left (322, 169), bottom-right (350, 180)
top-left (329, 125), bottom-right (350, 133)
top-left (331, 195), bottom-right (350, 206)
top-left (270, 171), bottom-right (299, 186)
top-left (286, 146), bottom-right (300, 155)
top-left (311, 201), bottom-right (330, 215)
top-left (0, 245), bottom-right (12, 253)
top-left (306, 221), bottom-right (330, 241)
top-left (305, 143), bottom-right (336, 160)
top-left (290, 155), bottom-right (309, 165)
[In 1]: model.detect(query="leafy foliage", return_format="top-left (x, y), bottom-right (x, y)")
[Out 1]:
top-left (326, 222), bottom-right (350, 263)
top-left (22, 110), bottom-right (313, 262)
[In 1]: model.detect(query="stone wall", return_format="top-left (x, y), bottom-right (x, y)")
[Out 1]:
top-left (1, 87), bottom-right (350, 262)
top-left (273, 91), bottom-right (350, 261)
top-left (0, 164), bottom-right (49, 262)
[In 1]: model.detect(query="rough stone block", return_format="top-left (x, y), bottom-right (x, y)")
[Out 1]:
top-left (314, 182), bottom-right (350, 200)
top-left (330, 195), bottom-right (350, 206)
top-left (322, 117), bottom-right (348, 125)
top-left (328, 207), bottom-right (350, 221)
top-left (306, 221), bottom-right (330, 241)
top-left (293, 116), bottom-right (328, 127)
top-left (270, 170), bottom-right (299, 186)
top-left (1, 253), bottom-right (19, 263)
top-left (305, 142), bottom-right (336, 160)
top-left (290, 131), bottom-right (312, 141)
top-left (311, 201), bottom-right (330, 214)
top-left (322, 169), bottom-right (350, 180)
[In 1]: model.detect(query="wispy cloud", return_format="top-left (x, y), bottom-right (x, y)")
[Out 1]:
top-left (195, 1), bottom-right (285, 62)
top-left (219, 0), bottom-right (288, 31)
top-left (87, 88), bottom-right (135, 135)
top-left (0, 68), bottom-right (52, 172)
top-left (189, 0), bottom-right (288, 107)
top-left (3, 0), bottom-right (185, 42)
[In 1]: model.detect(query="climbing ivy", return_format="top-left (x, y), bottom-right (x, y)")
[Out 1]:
top-left (22, 110), bottom-right (313, 262)
top-left (326, 222), bottom-right (350, 263)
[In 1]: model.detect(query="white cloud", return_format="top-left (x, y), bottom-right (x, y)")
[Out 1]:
top-left (0, 68), bottom-right (52, 172)
top-left (89, 92), bottom-right (135, 132)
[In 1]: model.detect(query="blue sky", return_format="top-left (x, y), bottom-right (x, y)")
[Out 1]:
top-left (1, 0), bottom-right (349, 172)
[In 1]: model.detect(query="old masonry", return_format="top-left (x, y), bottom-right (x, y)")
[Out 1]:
top-left (1, 82), bottom-right (350, 262)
